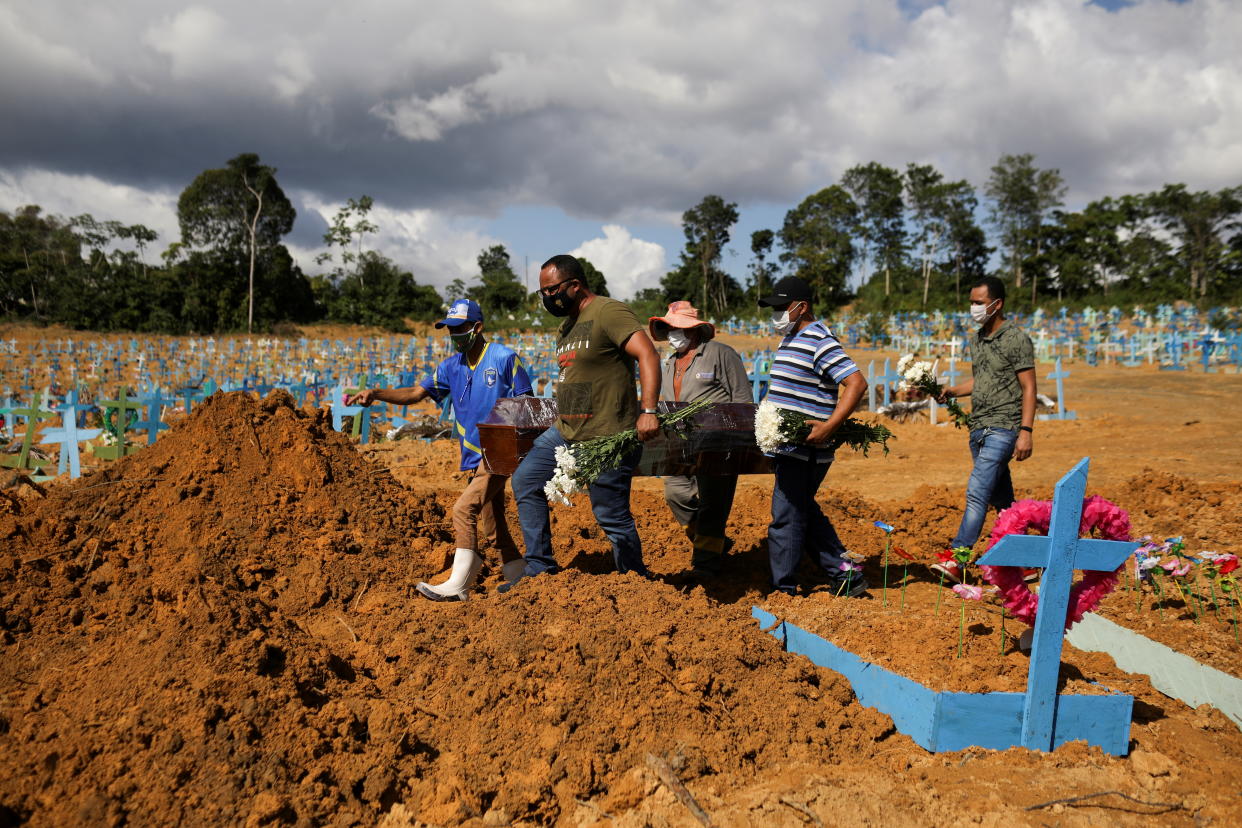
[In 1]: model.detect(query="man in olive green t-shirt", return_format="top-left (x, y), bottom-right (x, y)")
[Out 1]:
top-left (932, 275), bottom-right (1037, 583)
top-left (507, 254), bottom-right (662, 588)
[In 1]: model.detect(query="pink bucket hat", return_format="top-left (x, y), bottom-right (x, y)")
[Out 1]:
top-left (648, 300), bottom-right (715, 342)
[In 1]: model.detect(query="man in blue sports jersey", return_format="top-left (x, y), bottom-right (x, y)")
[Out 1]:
top-left (758, 276), bottom-right (869, 597)
top-left (347, 298), bottom-right (532, 601)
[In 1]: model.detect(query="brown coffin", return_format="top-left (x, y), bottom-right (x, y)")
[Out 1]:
top-left (476, 397), bottom-right (772, 477)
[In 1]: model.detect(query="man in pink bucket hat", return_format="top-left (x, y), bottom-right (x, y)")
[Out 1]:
top-left (648, 300), bottom-right (753, 577)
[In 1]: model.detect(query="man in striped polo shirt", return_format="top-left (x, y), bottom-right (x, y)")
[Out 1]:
top-left (759, 276), bottom-right (869, 597)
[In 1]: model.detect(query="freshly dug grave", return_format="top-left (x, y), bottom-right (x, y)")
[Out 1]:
top-left (3, 393), bottom-right (1242, 826)
top-left (0, 392), bottom-right (902, 826)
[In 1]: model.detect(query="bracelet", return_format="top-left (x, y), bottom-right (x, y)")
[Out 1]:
top-left (641, 408), bottom-right (658, 415)
top-left (1019, 426), bottom-right (1033, 433)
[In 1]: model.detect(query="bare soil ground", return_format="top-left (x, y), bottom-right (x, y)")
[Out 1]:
top-left (0, 329), bottom-right (1240, 826)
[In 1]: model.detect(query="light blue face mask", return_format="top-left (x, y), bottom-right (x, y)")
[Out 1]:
top-left (667, 329), bottom-right (691, 352)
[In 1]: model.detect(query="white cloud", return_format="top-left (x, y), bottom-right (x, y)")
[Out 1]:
top-left (0, 169), bottom-right (180, 254)
top-left (296, 194), bottom-right (502, 292)
top-left (572, 225), bottom-right (666, 301)
top-left (1, 0), bottom-right (1240, 268)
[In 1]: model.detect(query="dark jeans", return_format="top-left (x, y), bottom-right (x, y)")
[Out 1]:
top-left (767, 453), bottom-right (850, 594)
top-left (511, 426), bottom-right (647, 577)
top-left (662, 473), bottom-right (739, 571)
top-left (950, 426), bottom-right (1019, 549)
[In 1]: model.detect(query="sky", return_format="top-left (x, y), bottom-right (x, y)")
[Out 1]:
top-left (1, 0), bottom-right (1239, 301)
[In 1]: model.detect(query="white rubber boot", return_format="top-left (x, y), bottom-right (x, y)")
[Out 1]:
top-left (416, 548), bottom-right (482, 602)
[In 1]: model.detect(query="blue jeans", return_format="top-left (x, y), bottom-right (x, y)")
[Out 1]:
top-left (950, 427), bottom-right (1018, 549)
top-left (767, 453), bottom-right (850, 594)
top-left (512, 427), bottom-right (647, 577)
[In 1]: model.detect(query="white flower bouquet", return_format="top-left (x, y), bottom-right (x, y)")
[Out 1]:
top-left (896, 353), bottom-right (971, 428)
top-left (545, 398), bottom-right (714, 506)
top-left (754, 400), bottom-right (893, 456)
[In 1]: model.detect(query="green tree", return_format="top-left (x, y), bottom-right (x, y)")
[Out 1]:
top-left (842, 162), bottom-right (906, 295)
top-left (1147, 184), bottom-right (1242, 299)
top-left (321, 253), bottom-right (441, 330)
top-left (680, 195), bottom-right (740, 315)
top-left (177, 153), bottom-right (297, 332)
top-left (578, 257), bottom-right (610, 297)
top-left (467, 244), bottom-right (526, 316)
top-left (748, 229), bottom-right (777, 305)
top-left (985, 153), bottom-right (1066, 304)
top-left (904, 164), bottom-right (951, 307)
top-left (778, 186), bottom-right (857, 306)
top-left (940, 181), bottom-right (987, 303)
top-left (315, 196), bottom-right (379, 284)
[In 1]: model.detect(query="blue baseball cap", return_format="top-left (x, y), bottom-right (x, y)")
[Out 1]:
top-left (434, 298), bottom-right (484, 329)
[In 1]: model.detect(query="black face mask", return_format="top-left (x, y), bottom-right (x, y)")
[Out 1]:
top-left (542, 284), bottom-right (575, 317)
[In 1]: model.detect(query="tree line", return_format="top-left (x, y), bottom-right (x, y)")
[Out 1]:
top-left (0, 152), bottom-right (612, 334)
top-left (649, 154), bottom-right (1242, 316)
top-left (3, 151), bottom-right (1239, 335)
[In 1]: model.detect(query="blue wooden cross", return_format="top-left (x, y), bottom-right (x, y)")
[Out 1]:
top-left (1036, 357), bottom-right (1077, 421)
top-left (976, 457), bottom-right (1137, 751)
top-left (1160, 333), bottom-right (1186, 371)
top-left (135, 388), bottom-right (174, 445)
top-left (876, 358), bottom-right (902, 407)
top-left (1198, 336), bottom-right (1216, 373)
top-left (40, 395), bottom-right (101, 478)
top-left (331, 385), bottom-right (362, 433)
top-left (2, 393), bottom-right (57, 475)
top-left (748, 356), bottom-right (771, 403)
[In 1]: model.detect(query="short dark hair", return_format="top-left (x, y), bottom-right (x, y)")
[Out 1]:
top-left (541, 254), bottom-right (584, 283)
top-left (972, 276), bottom-right (1006, 301)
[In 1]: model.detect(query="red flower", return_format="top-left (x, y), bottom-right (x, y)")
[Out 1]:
top-left (936, 548), bottom-right (955, 563)
top-left (893, 547), bottom-right (914, 562)
top-left (1221, 557), bottom-right (1239, 575)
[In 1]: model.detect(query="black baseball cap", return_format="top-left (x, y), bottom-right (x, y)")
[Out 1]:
top-left (758, 276), bottom-right (813, 308)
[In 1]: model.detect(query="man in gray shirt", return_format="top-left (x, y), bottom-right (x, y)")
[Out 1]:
top-left (933, 276), bottom-right (1037, 583)
top-left (648, 301), bottom-right (754, 576)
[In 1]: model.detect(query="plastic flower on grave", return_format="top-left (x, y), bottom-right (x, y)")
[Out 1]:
top-left (952, 584), bottom-right (984, 601)
top-left (1218, 554), bottom-right (1239, 576)
top-left (892, 547), bottom-right (914, 562)
top-left (842, 550), bottom-right (867, 564)
top-left (1161, 558), bottom-right (1191, 579)
top-left (936, 548), bottom-right (956, 564)
top-left (873, 520), bottom-right (895, 534)
top-left (838, 560), bottom-right (862, 576)
top-left (950, 546), bottom-right (974, 566)
top-left (1134, 552), bottom-right (1161, 581)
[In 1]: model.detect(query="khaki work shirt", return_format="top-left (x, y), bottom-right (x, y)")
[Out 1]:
top-left (659, 339), bottom-right (754, 404)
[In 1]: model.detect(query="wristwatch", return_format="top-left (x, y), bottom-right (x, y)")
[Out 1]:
top-left (641, 408), bottom-right (658, 415)
top-left (1018, 426), bottom-right (1033, 433)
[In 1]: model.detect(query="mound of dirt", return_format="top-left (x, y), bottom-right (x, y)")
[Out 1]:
top-left (0, 391), bottom-right (902, 826)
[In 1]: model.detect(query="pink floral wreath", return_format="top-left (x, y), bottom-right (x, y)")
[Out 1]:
top-left (979, 495), bottom-right (1132, 629)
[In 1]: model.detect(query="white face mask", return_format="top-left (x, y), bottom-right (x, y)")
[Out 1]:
top-left (970, 298), bottom-right (1000, 325)
top-left (772, 303), bottom-right (801, 336)
top-left (667, 329), bottom-right (691, 352)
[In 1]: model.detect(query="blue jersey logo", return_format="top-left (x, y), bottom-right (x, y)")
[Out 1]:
top-left (484, 367), bottom-right (498, 387)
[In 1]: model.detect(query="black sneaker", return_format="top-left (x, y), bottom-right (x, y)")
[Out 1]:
top-left (826, 577), bottom-right (869, 598)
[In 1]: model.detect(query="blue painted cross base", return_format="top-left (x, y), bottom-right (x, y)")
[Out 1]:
top-left (754, 457), bottom-right (1139, 757)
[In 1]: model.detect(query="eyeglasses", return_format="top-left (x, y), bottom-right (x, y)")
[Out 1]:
top-left (539, 277), bottom-right (578, 297)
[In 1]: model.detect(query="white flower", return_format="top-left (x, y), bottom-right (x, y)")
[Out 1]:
top-left (544, 445), bottom-right (582, 506)
top-left (754, 400), bottom-right (785, 453)
top-left (899, 360), bottom-right (935, 391)
top-left (896, 353), bottom-right (914, 374)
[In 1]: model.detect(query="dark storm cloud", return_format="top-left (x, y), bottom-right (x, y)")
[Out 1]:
top-left (1, 0), bottom-right (1239, 285)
